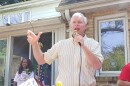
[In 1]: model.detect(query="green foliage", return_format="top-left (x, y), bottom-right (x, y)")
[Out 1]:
top-left (102, 45), bottom-right (125, 71)
top-left (0, 0), bottom-right (29, 2)
top-left (0, 0), bottom-right (30, 6)
top-left (0, 0), bottom-right (4, 2)
top-left (0, 40), bottom-right (7, 59)
top-left (0, 40), bottom-right (6, 53)
top-left (0, 48), bottom-right (6, 55)
top-left (0, 40), bottom-right (6, 85)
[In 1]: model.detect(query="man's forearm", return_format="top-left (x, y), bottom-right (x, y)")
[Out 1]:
top-left (81, 45), bottom-right (101, 69)
top-left (117, 80), bottom-right (130, 86)
top-left (32, 43), bottom-right (45, 65)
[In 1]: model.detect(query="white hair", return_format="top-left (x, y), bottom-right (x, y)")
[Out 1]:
top-left (71, 12), bottom-right (88, 24)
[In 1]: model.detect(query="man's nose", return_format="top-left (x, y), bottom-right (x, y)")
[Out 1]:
top-left (74, 23), bottom-right (79, 26)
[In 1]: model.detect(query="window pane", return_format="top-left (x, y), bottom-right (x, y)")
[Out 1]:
top-left (13, 36), bottom-right (29, 58)
top-left (3, 12), bottom-right (30, 26)
top-left (32, 32), bottom-right (52, 86)
top-left (0, 39), bottom-right (7, 86)
top-left (100, 19), bottom-right (125, 71)
top-left (24, 12), bottom-right (30, 22)
top-left (3, 15), bottom-right (8, 25)
top-left (40, 32), bottom-right (52, 85)
top-left (0, 16), bottom-right (3, 26)
top-left (11, 36), bottom-right (29, 83)
top-left (10, 13), bottom-right (22, 24)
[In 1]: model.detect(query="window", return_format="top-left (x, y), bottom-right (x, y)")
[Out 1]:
top-left (24, 12), bottom-right (30, 22)
top-left (3, 15), bottom-right (8, 25)
top-left (32, 32), bottom-right (52, 86)
top-left (11, 36), bottom-right (29, 81)
top-left (0, 16), bottom-right (2, 26)
top-left (11, 34), bottom-right (52, 85)
top-left (3, 11), bottom-right (30, 26)
top-left (95, 13), bottom-right (128, 75)
top-left (10, 13), bottom-right (22, 24)
top-left (100, 18), bottom-right (125, 71)
top-left (0, 39), bottom-right (7, 86)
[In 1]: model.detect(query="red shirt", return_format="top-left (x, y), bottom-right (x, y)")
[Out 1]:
top-left (118, 63), bottom-right (130, 82)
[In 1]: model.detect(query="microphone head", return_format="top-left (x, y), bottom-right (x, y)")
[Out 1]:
top-left (72, 30), bottom-right (81, 46)
top-left (72, 30), bottom-right (78, 38)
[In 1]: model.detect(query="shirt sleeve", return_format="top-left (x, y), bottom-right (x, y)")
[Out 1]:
top-left (118, 64), bottom-right (130, 81)
top-left (44, 41), bottom-right (61, 65)
top-left (93, 43), bottom-right (104, 63)
top-left (14, 72), bottom-right (18, 82)
top-left (88, 39), bottom-right (104, 63)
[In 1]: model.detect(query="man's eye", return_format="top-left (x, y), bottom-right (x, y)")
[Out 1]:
top-left (78, 21), bottom-right (82, 23)
top-left (73, 22), bottom-right (76, 23)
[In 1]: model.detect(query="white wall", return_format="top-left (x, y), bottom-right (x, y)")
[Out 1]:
top-left (31, 3), bottom-right (61, 20)
top-left (0, 0), bottom-right (61, 25)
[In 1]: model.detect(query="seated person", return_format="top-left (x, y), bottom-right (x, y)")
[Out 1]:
top-left (117, 63), bottom-right (130, 86)
top-left (13, 58), bottom-right (34, 86)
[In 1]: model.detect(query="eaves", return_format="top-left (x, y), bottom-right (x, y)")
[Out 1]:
top-left (56, 0), bottom-right (130, 13)
top-left (0, 0), bottom-right (60, 13)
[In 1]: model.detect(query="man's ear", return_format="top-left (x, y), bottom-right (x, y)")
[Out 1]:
top-left (85, 24), bottom-right (88, 30)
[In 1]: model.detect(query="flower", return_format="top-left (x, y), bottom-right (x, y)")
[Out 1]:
top-left (56, 81), bottom-right (62, 86)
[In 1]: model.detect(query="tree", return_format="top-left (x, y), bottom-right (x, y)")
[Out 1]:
top-left (0, 0), bottom-right (30, 6)
top-left (102, 45), bottom-right (125, 71)
top-left (0, 40), bottom-right (6, 53)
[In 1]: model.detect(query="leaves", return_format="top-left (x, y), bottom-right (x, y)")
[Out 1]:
top-left (102, 45), bottom-right (125, 71)
top-left (0, 0), bottom-right (30, 6)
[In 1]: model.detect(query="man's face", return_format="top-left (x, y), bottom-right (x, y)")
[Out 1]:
top-left (70, 15), bottom-right (87, 36)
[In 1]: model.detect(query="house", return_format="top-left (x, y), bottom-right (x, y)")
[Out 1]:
top-left (0, 0), bottom-right (64, 86)
top-left (0, 0), bottom-right (130, 86)
top-left (56, 0), bottom-right (130, 85)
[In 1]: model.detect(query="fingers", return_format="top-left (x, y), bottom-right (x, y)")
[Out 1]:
top-left (27, 35), bottom-right (33, 43)
top-left (27, 30), bottom-right (36, 44)
top-left (27, 30), bottom-right (36, 38)
top-left (27, 30), bottom-right (43, 45)
top-left (74, 34), bottom-right (83, 43)
top-left (37, 32), bottom-right (42, 39)
top-left (72, 30), bottom-right (78, 38)
top-left (27, 30), bottom-right (42, 38)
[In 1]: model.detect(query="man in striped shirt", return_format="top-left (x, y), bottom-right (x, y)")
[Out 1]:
top-left (27, 12), bottom-right (104, 86)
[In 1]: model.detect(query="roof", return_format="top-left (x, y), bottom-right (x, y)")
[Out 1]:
top-left (59, 0), bottom-right (89, 6)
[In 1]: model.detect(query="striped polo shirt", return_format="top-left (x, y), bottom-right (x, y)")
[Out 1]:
top-left (44, 35), bottom-right (104, 86)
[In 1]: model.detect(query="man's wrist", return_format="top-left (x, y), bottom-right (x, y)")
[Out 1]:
top-left (81, 43), bottom-right (85, 48)
top-left (32, 42), bottom-right (39, 48)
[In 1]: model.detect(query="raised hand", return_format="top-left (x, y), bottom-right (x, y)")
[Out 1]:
top-left (27, 30), bottom-right (42, 45)
top-left (72, 31), bottom-right (84, 46)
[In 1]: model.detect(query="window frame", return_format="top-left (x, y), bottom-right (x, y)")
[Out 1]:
top-left (2, 11), bottom-right (31, 26)
top-left (95, 13), bottom-right (129, 76)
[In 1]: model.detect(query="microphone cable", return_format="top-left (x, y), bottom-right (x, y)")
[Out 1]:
top-left (72, 31), bottom-right (82, 86)
top-left (79, 45), bottom-right (82, 86)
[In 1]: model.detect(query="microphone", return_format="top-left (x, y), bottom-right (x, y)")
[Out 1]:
top-left (78, 42), bottom-right (81, 46)
top-left (72, 31), bottom-right (81, 46)
top-left (72, 31), bottom-right (82, 86)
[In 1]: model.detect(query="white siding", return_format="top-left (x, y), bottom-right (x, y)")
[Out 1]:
top-left (31, 4), bottom-right (61, 20)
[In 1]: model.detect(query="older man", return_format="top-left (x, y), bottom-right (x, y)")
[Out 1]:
top-left (27, 12), bottom-right (104, 86)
